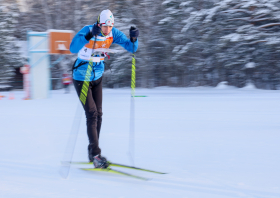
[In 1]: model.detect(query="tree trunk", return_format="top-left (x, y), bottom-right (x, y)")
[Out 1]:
top-left (40, 0), bottom-right (52, 30)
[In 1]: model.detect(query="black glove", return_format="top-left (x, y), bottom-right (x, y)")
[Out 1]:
top-left (129, 26), bottom-right (139, 43)
top-left (85, 24), bottom-right (101, 41)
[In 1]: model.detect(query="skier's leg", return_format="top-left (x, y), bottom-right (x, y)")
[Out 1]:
top-left (73, 79), bottom-right (101, 157)
top-left (91, 77), bottom-right (103, 139)
top-left (89, 77), bottom-right (108, 168)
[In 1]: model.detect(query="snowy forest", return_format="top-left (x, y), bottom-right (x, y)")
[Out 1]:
top-left (1, 0), bottom-right (280, 89)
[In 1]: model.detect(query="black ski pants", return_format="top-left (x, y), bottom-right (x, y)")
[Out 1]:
top-left (73, 77), bottom-right (103, 156)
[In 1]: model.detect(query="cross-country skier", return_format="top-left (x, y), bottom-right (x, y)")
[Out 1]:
top-left (70, 9), bottom-right (139, 168)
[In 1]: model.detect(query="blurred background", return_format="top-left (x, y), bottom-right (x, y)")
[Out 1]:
top-left (1, 1), bottom-right (280, 196)
top-left (1, 0), bottom-right (280, 90)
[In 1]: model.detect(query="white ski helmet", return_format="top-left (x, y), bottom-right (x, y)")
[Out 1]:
top-left (99, 9), bottom-right (114, 26)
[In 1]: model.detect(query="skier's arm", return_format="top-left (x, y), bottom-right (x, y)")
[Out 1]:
top-left (112, 28), bottom-right (138, 53)
top-left (70, 26), bottom-right (92, 53)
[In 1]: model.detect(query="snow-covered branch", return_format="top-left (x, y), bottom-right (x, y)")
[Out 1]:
top-left (259, 23), bottom-right (280, 28)
top-left (223, 9), bottom-right (253, 15)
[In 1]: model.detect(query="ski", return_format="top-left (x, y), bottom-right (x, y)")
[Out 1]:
top-left (108, 162), bottom-right (166, 174)
top-left (67, 161), bottom-right (166, 174)
top-left (80, 167), bottom-right (149, 181)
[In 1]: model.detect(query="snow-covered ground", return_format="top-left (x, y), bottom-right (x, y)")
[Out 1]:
top-left (0, 85), bottom-right (280, 198)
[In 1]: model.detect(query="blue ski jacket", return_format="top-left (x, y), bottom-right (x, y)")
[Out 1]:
top-left (70, 24), bottom-right (138, 81)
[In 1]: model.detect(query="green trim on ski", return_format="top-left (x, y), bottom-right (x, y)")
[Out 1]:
top-left (80, 168), bottom-right (149, 181)
top-left (69, 161), bottom-right (92, 165)
top-left (108, 162), bottom-right (166, 174)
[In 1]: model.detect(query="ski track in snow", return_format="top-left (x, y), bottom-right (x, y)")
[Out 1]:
top-left (0, 86), bottom-right (280, 198)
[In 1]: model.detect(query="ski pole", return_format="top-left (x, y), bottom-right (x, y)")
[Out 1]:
top-left (129, 41), bottom-right (136, 166)
top-left (60, 103), bottom-right (83, 179)
top-left (79, 35), bottom-right (97, 105)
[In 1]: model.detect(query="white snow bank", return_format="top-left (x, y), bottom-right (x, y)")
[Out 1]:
top-left (215, 81), bottom-right (236, 89)
top-left (242, 81), bottom-right (257, 90)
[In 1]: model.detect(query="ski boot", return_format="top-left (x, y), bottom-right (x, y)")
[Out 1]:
top-left (88, 144), bottom-right (100, 162)
top-left (93, 154), bottom-right (109, 168)
top-left (88, 151), bottom-right (94, 162)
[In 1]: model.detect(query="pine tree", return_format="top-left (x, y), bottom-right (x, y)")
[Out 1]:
top-left (0, 3), bottom-right (23, 90)
top-left (137, 0), bottom-right (170, 87)
top-left (159, 0), bottom-right (192, 87)
top-left (176, 0), bottom-right (280, 89)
